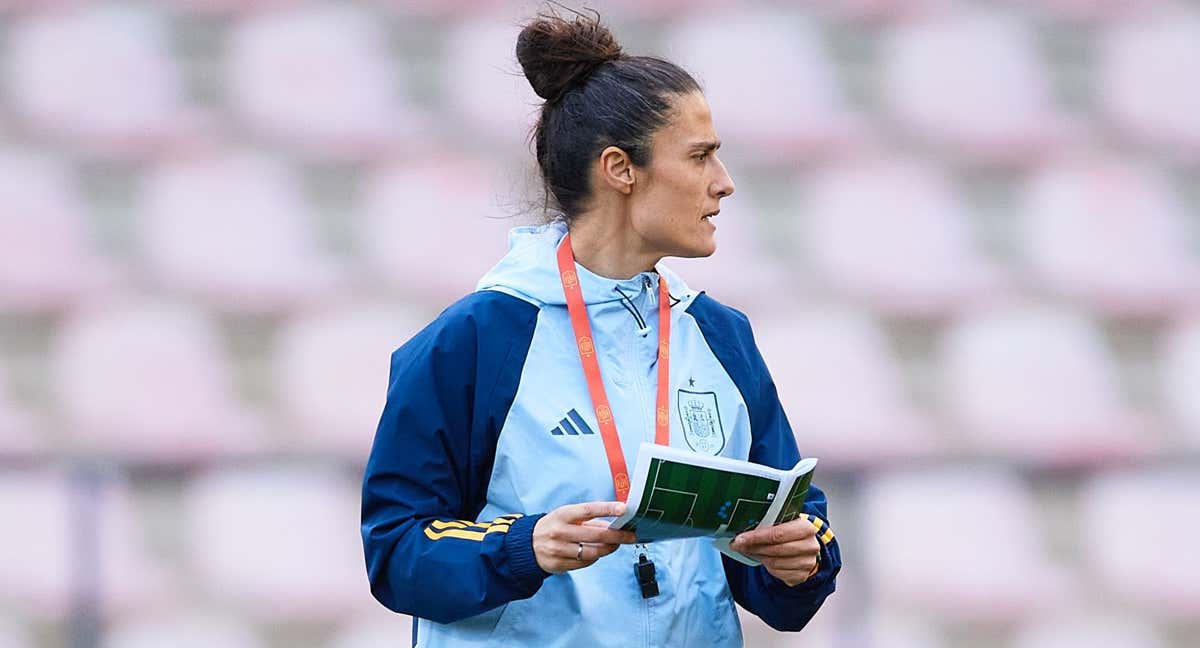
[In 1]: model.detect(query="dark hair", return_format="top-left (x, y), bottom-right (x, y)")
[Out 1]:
top-left (515, 7), bottom-right (700, 223)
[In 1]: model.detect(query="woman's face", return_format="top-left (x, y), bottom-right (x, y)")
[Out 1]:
top-left (630, 91), bottom-right (736, 259)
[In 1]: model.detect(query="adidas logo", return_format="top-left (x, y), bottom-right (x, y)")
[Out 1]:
top-left (550, 409), bottom-right (596, 436)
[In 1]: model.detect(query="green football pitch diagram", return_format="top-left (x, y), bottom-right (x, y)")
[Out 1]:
top-left (627, 457), bottom-right (780, 541)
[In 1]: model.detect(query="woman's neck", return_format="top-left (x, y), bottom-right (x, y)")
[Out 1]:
top-left (567, 214), bottom-right (660, 280)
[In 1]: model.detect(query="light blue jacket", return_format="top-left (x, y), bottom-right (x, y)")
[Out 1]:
top-left (362, 222), bottom-right (840, 647)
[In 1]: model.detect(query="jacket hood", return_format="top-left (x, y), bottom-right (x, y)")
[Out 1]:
top-left (475, 221), bottom-right (696, 308)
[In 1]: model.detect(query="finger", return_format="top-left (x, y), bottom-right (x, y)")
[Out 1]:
top-left (562, 524), bottom-right (637, 545)
top-left (557, 501), bottom-right (626, 524)
top-left (733, 519), bottom-right (816, 549)
top-left (554, 541), bottom-right (619, 567)
top-left (739, 539), bottom-right (819, 558)
top-left (760, 555), bottom-right (818, 572)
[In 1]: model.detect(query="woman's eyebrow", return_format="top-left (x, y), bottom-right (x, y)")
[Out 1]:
top-left (688, 140), bottom-right (721, 152)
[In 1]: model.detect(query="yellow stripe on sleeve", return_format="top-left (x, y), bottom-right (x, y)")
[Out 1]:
top-left (424, 524), bottom-right (513, 542)
top-left (820, 528), bottom-right (835, 545)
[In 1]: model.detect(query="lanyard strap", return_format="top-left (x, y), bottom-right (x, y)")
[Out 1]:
top-left (557, 233), bottom-right (671, 502)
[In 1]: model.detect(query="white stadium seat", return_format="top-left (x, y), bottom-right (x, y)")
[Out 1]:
top-left (862, 467), bottom-right (1070, 623)
top-left (103, 613), bottom-right (268, 648)
top-left (52, 298), bottom-right (264, 463)
top-left (801, 156), bottom-right (1006, 318)
top-left (940, 303), bottom-right (1153, 464)
top-left (273, 301), bottom-right (426, 458)
top-left (1018, 154), bottom-right (1200, 318)
top-left (226, 4), bottom-right (418, 159)
top-left (755, 306), bottom-right (939, 467)
top-left (1079, 469), bottom-right (1200, 618)
top-left (880, 8), bottom-right (1070, 164)
top-left (1162, 318), bottom-right (1200, 445)
top-left (5, 4), bottom-right (196, 157)
top-left (1097, 6), bottom-right (1200, 160)
top-left (0, 149), bottom-right (118, 313)
top-left (1010, 611), bottom-right (1169, 648)
top-left (139, 149), bottom-right (344, 314)
top-left (184, 467), bottom-right (366, 620)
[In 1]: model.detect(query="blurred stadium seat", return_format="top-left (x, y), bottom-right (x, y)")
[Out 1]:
top-left (0, 470), bottom-right (166, 619)
top-left (1080, 469), bottom-right (1200, 618)
top-left (0, 619), bottom-right (31, 648)
top-left (801, 156), bottom-right (1006, 318)
top-left (0, 363), bottom-right (39, 456)
top-left (184, 466), bottom-right (365, 621)
top-left (273, 301), bottom-right (425, 459)
top-left (940, 302), bottom-right (1153, 464)
top-left (662, 9), bottom-right (861, 163)
top-left (879, 7), bottom-right (1072, 164)
top-left (102, 613), bottom-right (268, 648)
top-left (755, 306), bottom-right (939, 467)
top-left (862, 467), bottom-right (1071, 623)
top-left (663, 200), bottom-right (793, 314)
top-left (1010, 611), bottom-right (1169, 648)
top-left (139, 149), bottom-right (344, 315)
top-left (358, 156), bottom-right (522, 306)
top-left (5, 4), bottom-right (198, 157)
top-left (1097, 5), bottom-right (1200, 160)
top-left (328, 611), bottom-right (415, 648)
top-left (371, 0), bottom-right (506, 18)
top-left (1019, 154), bottom-right (1200, 318)
top-left (440, 16), bottom-right (542, 148)
top-left (51, 298), bottom-right (264, 463)
top-left (226, 3), bottom-right (419, 159)
top-left (0, 149), bottom-right (118, 314)
top-left (1162, 317), bottom-right (1200, 445)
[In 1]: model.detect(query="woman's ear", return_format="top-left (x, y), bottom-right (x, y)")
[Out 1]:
top-left (598, 146), bottom-right (635, 195)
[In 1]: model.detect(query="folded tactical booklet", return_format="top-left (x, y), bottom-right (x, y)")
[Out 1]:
top-left (609, 443), bottom-right (818, 566)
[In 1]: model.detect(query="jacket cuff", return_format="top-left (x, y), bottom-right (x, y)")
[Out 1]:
top-left (767, 531), bottom-right (839, 599)
top-left (504, 513), bottom-right (551, 590)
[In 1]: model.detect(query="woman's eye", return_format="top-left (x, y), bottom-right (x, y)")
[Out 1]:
top-left (695, 153), bottom-right (708, 162)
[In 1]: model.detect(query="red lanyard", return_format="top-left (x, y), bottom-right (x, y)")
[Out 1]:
top-left (557, 233), bottom-right (671, 502)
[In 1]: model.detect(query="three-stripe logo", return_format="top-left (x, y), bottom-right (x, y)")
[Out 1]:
top-left (550, 409), bottom-right (596, 436)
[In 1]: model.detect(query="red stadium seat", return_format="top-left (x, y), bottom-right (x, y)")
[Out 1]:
top-left (862, 467), bottom-right (1071, 623)
top-left (800, 156), bottom-right (1007, 318)
top-left (1018, 153), bottom-right (1200, 318)
top-left (662, 9), bottom-right (862, 163)
top-left (184, 467), bottom-right (365, 620)
top-left (0, 149), bottom-right (119, 313)
top-left (754, 306), bottom-right (940, 468)
top-left (939, 302), bottom-right (1154, 465)
top-left (6, 4), bottom-right (199, 158)
top-left (1080, 469), bottom-right (1200, 618)
top-left (139, 149), bottom-right (344, 315)
top-left (1097, 6), bottom-right (1200, 161)
top-left (103, 614), bottom-right (268, 648)
top-left (0, 470), bottom-right (167, 619)
top-left (880, 7), bottom-right (1072, 165)
top-left (1162, 318), bottom-right (1200, 447)
top-left (273, 301), bottom-right (426, 459)
top-left (226, 4), bottom-right (420, 160)
top-left (1011, 611), bottom-right (1169, 648)
top-left (52, 298), bottom-right (264, 463)
top-left (358, 155), bottom-right (526, 306)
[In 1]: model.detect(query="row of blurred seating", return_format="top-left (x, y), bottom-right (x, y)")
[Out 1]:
top-left (4, 147), bottom-right (1199, 318)
top-left (0, 466), bottom-right (1195, 635)
top-left (0, 3), bottom-right (1197, 163)
top-left (1, 297), bottom-right (1199, 466)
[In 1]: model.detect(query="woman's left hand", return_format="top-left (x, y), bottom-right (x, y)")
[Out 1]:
top-left (729, 517), bottom-right (821, 587)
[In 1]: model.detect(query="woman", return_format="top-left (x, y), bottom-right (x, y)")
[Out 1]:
top-left (361, 9), bottom-right (841, 647)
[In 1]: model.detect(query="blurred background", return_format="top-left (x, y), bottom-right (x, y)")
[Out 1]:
top-left (0, 0), bottom-right (1198, 647)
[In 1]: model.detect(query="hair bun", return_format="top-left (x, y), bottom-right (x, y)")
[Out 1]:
top-left (516, 10), bottom-right (624, 103)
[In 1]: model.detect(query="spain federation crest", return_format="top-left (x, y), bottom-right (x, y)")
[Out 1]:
top-left (677, 389), bottom-right (725, 455)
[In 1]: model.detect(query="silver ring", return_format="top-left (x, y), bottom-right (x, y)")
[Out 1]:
top-left (576, 542), bottom-right (585, 561)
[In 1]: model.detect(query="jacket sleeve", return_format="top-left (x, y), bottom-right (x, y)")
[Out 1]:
top-left (360, 295), bottom-right (549, 625)
top-left (708, 304), bottom-right (842, 631)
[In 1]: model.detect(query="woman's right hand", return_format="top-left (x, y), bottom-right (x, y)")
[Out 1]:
top-left (533, 501), bottom-right (638, 574)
